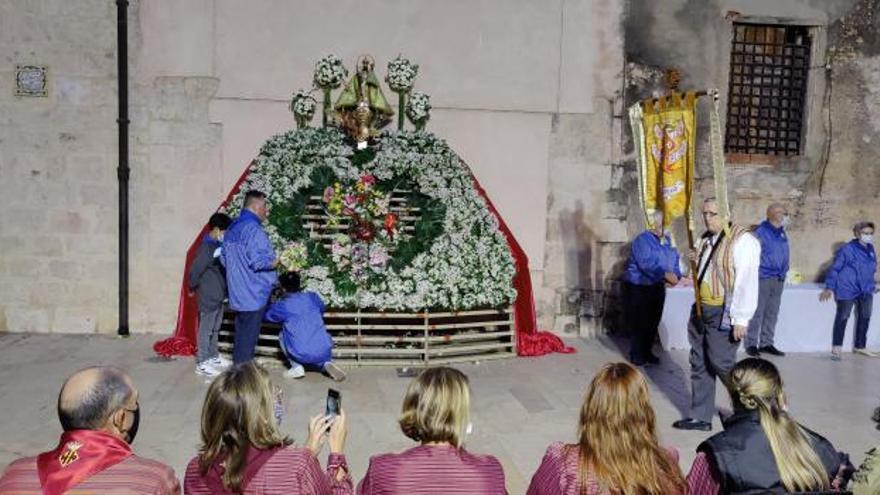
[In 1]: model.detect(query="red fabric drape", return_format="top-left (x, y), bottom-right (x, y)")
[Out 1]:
top-left (153, 163), bottom-right (254, 357)
top-left (467, 172), bottom-right (575, 356)
top-left (155, 157), bottom-right (575, 357)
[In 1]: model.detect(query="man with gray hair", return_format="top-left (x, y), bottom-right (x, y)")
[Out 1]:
top-left (0, 366), bottom-right (179, 494)
top-left (745, 203), bottom-right (790, 357)
top-left (673, 197), bottom-right (761, 431)
top-left (621, 210), bottom-right (681, 365)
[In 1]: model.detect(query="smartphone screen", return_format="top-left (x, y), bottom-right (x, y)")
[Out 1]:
top-left (325, 388), bottom-right (341, 418)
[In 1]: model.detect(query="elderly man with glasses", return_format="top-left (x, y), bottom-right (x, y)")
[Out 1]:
top-left (673, 197), bottom-right (761, 432)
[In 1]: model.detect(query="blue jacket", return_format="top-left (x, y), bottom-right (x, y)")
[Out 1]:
top-left (623, 231), bottom-right (681, 286)
top-left (753, 220), bottom-right (789, 280)
top-left (265, 291), bottom-right (333, 367)
top-left (825, 239), bottom-right (877, 301)
top-left (221, 209), bottom-right (278, 311)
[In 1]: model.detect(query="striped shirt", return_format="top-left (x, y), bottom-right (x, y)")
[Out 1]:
top-left (0, 454), bottom-right (180, 494)
top-left (685, 452), bottom-right (720, 494)
top-left (184, 447), bottom-right (352, 494)
top-left (357, 444), bottom-right (507, 494)
top-left (526, 442), bottom-right (681, 495)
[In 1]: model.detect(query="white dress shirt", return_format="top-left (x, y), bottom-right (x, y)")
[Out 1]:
top-left (697, 230), bottom-right (761, 326)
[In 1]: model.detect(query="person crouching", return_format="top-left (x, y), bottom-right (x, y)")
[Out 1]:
top-left (265, 272), bottom-right (346, 381)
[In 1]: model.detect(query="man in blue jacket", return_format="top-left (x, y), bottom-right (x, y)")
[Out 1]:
top-left (222, 190), bottom-right (279, 364)
top-left (746, 203), bottom-right (789, 357)
top-left (622, 210), bottom-right (681, 365)
top-left (820, 221), bottom-right (878, 360)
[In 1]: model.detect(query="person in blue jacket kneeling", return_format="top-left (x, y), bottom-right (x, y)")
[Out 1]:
top-left (265, 271), bottom-right (347, 381)
top-left (820, 221), bottom-right (878, 360)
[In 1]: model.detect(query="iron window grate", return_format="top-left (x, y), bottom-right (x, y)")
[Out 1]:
top-left (725, 23), bottom-right (812, 156)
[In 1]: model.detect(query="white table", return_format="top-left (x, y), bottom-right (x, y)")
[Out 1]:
top-left (658, 283), bottom-right (880, 352)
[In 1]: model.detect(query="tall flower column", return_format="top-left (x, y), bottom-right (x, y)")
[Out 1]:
top-left (386, 56), bottom-right (419, 131)
top-left (313, 55), bottom-right (347, 127)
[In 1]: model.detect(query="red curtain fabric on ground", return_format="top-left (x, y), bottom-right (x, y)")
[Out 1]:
top-left (467, 171), bottom-right (575, 356)
top-left (153, 163), bottom-right (254, 357)
top-left (155, 158), bottom-right (575, 358)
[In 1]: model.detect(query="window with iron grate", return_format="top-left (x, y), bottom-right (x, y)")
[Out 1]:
top-left (726, 23), bottom-right (811, 156)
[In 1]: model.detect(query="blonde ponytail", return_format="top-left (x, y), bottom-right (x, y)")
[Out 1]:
top-left (730, 359), bottom-right (830, 493)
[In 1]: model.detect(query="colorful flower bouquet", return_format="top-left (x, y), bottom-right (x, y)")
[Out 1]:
top-left (278, 242), bottom-right (309, 272)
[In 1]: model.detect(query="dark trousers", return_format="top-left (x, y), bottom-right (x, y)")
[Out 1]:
top-left (233, 307), bottom-right (266, 364)
top-left (688, 304), bottom-right (739, 422)
top-left (833, 295), bottom-right (874, 349)
top-left (625, 282), bottom-right (666, 361)
top-left (746, 278), bottom-right (784, 348)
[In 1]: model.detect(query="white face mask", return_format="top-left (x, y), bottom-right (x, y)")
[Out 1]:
top-left (780, 215), bottom-right (791, 228)
top-left (861, 234), bottom-right (874, 245)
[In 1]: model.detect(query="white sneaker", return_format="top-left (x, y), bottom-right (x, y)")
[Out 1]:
top-left (284, 365), bottom-right (306, 379)
top-left (195, 361), bottom-right (222, 378)
top-left (210, 355), bottom-right (232, 369)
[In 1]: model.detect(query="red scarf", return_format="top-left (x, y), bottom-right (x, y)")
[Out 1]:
top-left (37, 430), bottom-right (133, 495)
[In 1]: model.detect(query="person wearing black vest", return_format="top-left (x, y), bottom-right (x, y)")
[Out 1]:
top-left (686, 358), bottom-right (852, 494)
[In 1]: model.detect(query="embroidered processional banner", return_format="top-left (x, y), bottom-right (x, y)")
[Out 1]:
top-left (629, 91), bottom-right (697, 229)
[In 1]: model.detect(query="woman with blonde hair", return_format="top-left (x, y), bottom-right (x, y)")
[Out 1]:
top-left (687, 357), bottom-right (848, 493)
top-left (357, 366), bottom-right (507, 494)
top-left (184, 362), bottom-right (352, 494)
top-left (527, 362), bottom-right (685, 494)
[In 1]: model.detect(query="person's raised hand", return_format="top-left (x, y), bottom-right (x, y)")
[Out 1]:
top-left (328, 409), bottom-right (347, 454)
top-left (306, 414), bottom-right (331, 454)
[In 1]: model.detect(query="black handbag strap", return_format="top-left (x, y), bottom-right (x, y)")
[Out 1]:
top-left (697, 231), bottom-right (726, 286)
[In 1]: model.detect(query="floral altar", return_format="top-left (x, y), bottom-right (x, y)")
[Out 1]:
top-left (154, 54), bottom-right (573, 360)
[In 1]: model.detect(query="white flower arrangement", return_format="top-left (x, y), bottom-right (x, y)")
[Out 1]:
top-left (290, 89), bottom-right (317, 126)
top-left (405, 92), bottom-right (431, 127)
top-left (386, 56), bottom-right (419, 93)
top-left (225, 127), bottom-right (517, 311)
top-left (313, 54), bottom-right (348, 90)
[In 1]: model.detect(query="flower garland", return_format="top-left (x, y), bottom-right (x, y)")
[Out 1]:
top-left (225, 127), bottom-right (516, 311)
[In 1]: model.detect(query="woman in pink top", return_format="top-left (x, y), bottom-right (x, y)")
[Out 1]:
top-left (527, 362), bottom-right (685, 495)
top-left (357, 367), bottom-right (507, 494)
top-left (184, 362), bottom-right (352, 494)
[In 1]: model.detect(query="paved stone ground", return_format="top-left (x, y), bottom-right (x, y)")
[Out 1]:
top-left (0, 332), bottom-right (878, 493)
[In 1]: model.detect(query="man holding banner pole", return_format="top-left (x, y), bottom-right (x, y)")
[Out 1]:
top-left (672, 198), bottom-right (761, 431)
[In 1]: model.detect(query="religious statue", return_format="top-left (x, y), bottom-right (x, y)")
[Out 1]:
top-left (334, 55), bottom-right (395, 144)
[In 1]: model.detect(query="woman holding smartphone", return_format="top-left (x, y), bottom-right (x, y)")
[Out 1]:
top-left (357, 367), bottom-right (507, 494)
top-left (184, 362), bottom-right (353, 494)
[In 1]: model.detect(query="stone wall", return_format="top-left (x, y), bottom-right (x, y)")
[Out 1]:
top-left (623, 0), bottom-right (880, 287)
top-left (0, 0), bottom-right (626, 334)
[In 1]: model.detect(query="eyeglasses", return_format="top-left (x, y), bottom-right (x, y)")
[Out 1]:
top-left (122, 401), bottom-right (139, 414)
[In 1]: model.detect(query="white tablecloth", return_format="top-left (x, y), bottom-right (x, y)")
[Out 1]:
top-left (658, 283), bottom-right (880, 352)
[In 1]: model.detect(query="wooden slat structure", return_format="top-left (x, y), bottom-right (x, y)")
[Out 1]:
top-left (304, 191), bottom-right (419, 250)
top-left (218, 307), bottom-right (516, 367)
